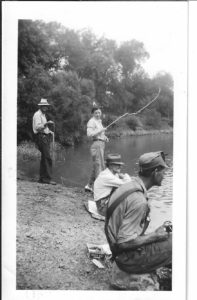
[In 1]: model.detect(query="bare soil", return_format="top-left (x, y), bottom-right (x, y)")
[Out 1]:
top-left (17, 179), bottom-right (112, 290)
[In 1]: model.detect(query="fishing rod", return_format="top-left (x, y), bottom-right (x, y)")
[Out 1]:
top-left (105, 88), bottom-right (161, 130)
top-left (129, 87), bottom-right (161, 116)
top-left (51, 122), bottom-right (55, 166)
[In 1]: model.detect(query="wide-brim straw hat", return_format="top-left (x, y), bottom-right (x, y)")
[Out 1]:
top-left (106, 154), bottom-right (125, 165)
top-left (38, 98), bottom-right (50, 106)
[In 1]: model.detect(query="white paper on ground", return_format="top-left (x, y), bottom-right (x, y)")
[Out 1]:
top-left (91, 259), bottom-right (105, 269)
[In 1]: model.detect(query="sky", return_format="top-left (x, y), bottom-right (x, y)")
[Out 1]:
top-left (3, 1), bottom-right (187, 78)
top-left (45, 1), bottom-right (187, 78)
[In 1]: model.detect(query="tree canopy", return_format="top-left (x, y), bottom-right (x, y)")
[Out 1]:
top-left (17, 20), bottom-right (173, 145)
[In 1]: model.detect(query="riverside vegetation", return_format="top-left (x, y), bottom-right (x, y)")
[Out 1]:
top-left (18, 20), bottom-right (173, 147)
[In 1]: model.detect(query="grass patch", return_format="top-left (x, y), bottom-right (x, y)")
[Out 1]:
top-left (17, 141), bottom-right (41, 161)
top-left (17, 140), bottom-right (63, 161)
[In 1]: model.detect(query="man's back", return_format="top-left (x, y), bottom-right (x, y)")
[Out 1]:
top-left (107, 178), bottom-right (149, 245)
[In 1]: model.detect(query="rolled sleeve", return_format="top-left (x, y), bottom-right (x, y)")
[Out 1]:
top-left (87, 126), bottom-right (100, 137)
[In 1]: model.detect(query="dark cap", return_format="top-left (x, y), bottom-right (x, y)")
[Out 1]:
top-left (139, 151), bottom-right (168, 171)
top-left (91, 106), bottom-right (101, 114)
top-left (106, 153), bottom-right (125, 165)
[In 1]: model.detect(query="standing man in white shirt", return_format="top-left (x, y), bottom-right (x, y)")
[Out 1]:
top-left (94, 153), bottom-right (131, 216)
top-left (85, 107), bottom-right (108, 192)
top-left (32, 98), bottom-right (56, 185)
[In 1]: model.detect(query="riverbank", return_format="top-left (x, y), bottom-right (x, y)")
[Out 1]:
top-left (17, 179), bottom-right (111, 290)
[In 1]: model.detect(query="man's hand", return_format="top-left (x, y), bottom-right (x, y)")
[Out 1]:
top-left (118, 173), bottom-right (125, 179)
top-left (155, 225), bottom-right (170, 240)
top-left (47, 120), bottom-right (54, 125)
top-left (44, 121), bottom-right (54, 128)
top-left (99, 127), bottom-right (106, 133)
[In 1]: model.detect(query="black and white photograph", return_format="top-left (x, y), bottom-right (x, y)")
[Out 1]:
top-left (2, 1), bottom-right (191, 299)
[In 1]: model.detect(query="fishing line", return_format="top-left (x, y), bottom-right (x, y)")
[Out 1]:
top-left (52, 123), bottom-right (56, 165)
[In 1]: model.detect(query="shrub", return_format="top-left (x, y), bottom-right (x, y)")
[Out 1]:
top-left (103, 114), bottom-right (118, 129)
top-left (144, 110), bottom-right (162, 129)
top-left (126, 115), bottom-right (141, 131)
top-left (17, 141), bottom-right (40, 161)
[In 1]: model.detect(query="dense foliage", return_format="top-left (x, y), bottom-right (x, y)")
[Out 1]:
top-left (18, 20), bottom-right (173, 145)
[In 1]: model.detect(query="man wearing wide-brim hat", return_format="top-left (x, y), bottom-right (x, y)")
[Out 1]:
top-left (32, 98), bottom-right (56, 185)
top-left (105, 151), bottom-right (172, 289)
top-left (93, 153), bottom-right (131, 216)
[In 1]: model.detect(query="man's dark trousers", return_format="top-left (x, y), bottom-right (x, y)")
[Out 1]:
top-left (36, 133), bottom-right (52, 182)
top-left (115, 234), bottom-right (172, 274)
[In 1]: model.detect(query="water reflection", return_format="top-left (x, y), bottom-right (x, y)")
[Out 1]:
top-left (18, 134), bottom-right (173, 229)
top-left (147, 161), bottom-right (173, 230)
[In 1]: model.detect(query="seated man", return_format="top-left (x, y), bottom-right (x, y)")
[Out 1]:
top-left (105, 151), bottom-right (172, 276)
top-left (93, 153), bottom-right (131, 216)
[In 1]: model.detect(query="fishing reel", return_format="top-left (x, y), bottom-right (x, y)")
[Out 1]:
top-left (163, 221), bottom-right (172, 233)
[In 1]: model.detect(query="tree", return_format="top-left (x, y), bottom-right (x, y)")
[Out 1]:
top-left (152, 72), bottom-right (174, 120)
top-left (115, 40), bottom-right (150, 78)
top-left (17, 20), bottom-right (173, 145)
top-left (18, 20), bottom-right (60, 77)
top-left (17, 65), bottom-right (52, 142)
top-left (49, 70), bottom-right (93, 145)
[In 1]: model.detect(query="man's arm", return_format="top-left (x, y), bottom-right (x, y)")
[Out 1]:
top-left (118, 173), bottom-right (131, 183)
top-left (87, 125), bottom-right (106, 137)
top-left (105, 176), bottom-right (125, 187)
top-left (117, 225), bottom-right (170, 251)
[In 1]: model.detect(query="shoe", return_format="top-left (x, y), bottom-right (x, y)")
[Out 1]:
top-left (48, 181), bottom-right (56, 185)
top-left (49, 180), bottom-right (57, 185)
top-left (85, 184), bottom-right (93, 192)
top-left (38, 179), bottom-right (56, 185)
top-left (38, 179), bottom-right (45, 183)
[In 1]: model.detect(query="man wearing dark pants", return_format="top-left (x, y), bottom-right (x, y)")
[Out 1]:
top-left (33, 98), bottom-right (56, 185)
top-left (105, 151), bottom-right (172, 284)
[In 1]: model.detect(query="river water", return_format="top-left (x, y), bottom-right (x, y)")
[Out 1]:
top-left (18, 133), bottom-right (173, 230)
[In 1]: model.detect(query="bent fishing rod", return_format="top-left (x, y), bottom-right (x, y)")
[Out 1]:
top-left (105, 88), bottom-right (161, 130)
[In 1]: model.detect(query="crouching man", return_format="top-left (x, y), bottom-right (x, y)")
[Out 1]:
top-left (94, 154), bottom-right (131, 216)
top-left (105, 151), bottom-right (172, 288)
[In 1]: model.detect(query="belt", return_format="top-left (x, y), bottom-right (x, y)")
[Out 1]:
top-left (93, 138), bottom-right (105, 142)
top-left (36, 132), bottom-right (48, 136)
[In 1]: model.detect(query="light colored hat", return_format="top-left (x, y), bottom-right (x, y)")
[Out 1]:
top-left (139, 151), bottom-right (168, 171)
top-left (106, 153), bottom-right (125, 165)
top-left (38, 98), bottom-right (50, 106)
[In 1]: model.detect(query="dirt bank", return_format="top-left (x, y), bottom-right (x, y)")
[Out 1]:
top-left (17, 179), bottom-right (112, 290)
